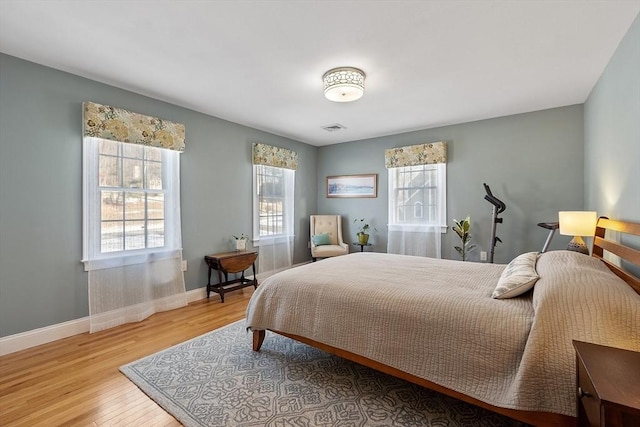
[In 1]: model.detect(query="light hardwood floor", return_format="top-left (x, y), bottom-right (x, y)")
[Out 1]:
top-left (0, 288), bottom-right (255, 426)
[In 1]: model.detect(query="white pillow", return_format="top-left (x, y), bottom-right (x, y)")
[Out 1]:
top-left (492, 252), bottom-right (540, 299)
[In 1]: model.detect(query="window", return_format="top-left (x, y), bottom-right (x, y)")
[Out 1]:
top-left (252, 164), bottom-right (294, 240)
top-left (99, 139), bottom-right (164, 252)
top-left (254, 164), bottom-right (285, 237)
top-left (82, 102), bottom-right (186, 333)
top-left (251, 143), bottom-right (297, 273)
top-left (388, 163), bottom-right (446, 228)
top-left (387, 163), bottom-right (446, 258)
top-left (83, 137), bottom-right (181, 268)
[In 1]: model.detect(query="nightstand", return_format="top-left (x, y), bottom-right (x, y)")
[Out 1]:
top-left (573, 340), bottom-right (640, 427)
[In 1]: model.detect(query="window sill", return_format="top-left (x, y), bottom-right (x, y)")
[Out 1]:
top-left (82, 248), bottom-right (183, 271)
top-left (252, 235), bottom-right (295, 247)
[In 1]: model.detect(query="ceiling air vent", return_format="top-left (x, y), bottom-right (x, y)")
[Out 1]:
top-left (321, 123), bottom-right (347, 132)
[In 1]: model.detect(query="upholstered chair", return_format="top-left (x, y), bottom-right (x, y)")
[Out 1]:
top-left (310, 215), bottom-right (349, 261)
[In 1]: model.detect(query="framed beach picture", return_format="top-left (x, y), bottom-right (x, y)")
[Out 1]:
top-left (326, 174), bottom-right (377, 198)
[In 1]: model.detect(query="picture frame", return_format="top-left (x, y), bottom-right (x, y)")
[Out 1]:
top-left (326, 174), bottom-right (377, 198)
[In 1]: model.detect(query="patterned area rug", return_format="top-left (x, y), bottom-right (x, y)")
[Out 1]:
top-left (120, 320), bottom-right (529, 427)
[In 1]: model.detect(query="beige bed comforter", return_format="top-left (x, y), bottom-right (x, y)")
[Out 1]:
top-left (246, 251), bottom-right (640, 416)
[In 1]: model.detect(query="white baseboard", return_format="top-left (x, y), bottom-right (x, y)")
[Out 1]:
top-left (0, 286), bottom-right (209, 356)
top-left (0, 317), bottom-right (90, 357)
top-left (186, 286), bottom-right (208, 303)
top-left (0, 262), bottom-right (310, 356)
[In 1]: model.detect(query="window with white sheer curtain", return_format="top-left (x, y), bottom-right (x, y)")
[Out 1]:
top-left (386, 142), bottom-right (447, 258)
top-left (252, 143), bottom-right (297, 275)
top-left (82, 102), bottom-right (186, 333)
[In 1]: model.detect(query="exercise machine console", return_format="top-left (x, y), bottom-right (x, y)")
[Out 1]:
top-left (483, 183), bottom-right (506, 263)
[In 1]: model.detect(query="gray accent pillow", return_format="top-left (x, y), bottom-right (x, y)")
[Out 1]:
top-left (492, 252), bottom-right (540, 299)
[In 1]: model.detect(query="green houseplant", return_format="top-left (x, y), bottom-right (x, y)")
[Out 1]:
top-left (452, 216), bottom-right (476, 261)
top-left (354, 218), bottom-right (377, 245)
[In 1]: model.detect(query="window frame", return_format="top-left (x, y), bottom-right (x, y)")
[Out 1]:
top-left (82, 137), bottom-right (181, 270)
top-left (98, 140), bottom-right (166, 253)
top-left (388, 163), bottom-right (447, 232)
top-left (252, 164), bottom-right (295, 245)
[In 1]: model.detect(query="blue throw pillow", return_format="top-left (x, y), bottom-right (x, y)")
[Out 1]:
top-left (312, 233), bottom-right (332, 246)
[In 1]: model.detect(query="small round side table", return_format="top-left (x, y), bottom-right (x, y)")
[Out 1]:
top-left (352, 243), bottom-right (372, 252)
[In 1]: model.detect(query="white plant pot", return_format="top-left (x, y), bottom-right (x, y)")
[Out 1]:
top-left (236, 239), bottom-right (246, 251)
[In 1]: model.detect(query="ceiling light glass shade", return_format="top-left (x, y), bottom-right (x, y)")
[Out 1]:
top-left (323, 67), bottom-right (365, 102)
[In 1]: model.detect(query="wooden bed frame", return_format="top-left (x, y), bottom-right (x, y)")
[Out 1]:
top-left (252, 217), bottom-right (640, 427)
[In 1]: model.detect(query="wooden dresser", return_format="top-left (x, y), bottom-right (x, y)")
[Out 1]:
top-left (573, 340), bottom-right (640, 427)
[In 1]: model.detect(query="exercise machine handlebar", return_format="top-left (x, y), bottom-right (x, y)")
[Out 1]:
top-left (484, 183), bottom-right (506, 214)
top-left (483, 183), bottom-right (506, 263)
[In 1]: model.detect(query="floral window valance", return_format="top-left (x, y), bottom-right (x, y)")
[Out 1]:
top-left (83, 101), bottom-right (185, 152)
top-left (252, 143), bottom-right (298, 170)
top-left (384, 141), bottom-right (447, 168)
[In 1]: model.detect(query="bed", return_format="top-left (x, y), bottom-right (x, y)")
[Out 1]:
top-left (246, 217), bottom-right (640, 426)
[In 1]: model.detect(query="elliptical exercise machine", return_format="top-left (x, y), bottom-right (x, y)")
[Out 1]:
top-left (483, 183), bottom-right (506, 263)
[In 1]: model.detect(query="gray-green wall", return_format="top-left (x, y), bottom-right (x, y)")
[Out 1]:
top-left (0, 53), bottom-right (317, 337)
top-left (585, 13), bottom-right (639, 223)
top-left (584, 13), bottom-right (640, 275)
top-left (316, 105), bottom-right (585, 263)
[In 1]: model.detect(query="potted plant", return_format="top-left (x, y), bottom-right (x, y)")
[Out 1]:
top-left (452, 216), bottom-right (476, 261)
top-left (233, 233), bottom-right (248, 251)
top-left (354, 218), bottom-right (377, 245)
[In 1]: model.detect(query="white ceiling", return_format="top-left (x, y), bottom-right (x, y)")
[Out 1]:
top-left (1, 1), bottom-right (638, 147)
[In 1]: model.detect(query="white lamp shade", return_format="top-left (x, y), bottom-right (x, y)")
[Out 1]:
top-left (558, 211), bottom-right (597, 237)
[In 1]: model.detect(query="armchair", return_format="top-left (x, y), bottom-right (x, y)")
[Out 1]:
top-left (310, 215), bottom-right (349, 261)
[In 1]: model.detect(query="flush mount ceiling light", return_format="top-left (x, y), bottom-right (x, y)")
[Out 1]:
top-left (323, 67), bottom-right (365, 102)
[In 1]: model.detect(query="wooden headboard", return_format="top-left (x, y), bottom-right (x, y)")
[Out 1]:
top-left (592, 217), bottom-right (640, 295)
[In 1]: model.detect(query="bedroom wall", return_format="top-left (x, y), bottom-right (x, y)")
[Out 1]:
top-left (584, 13), bottom-right (640, 276)
top-left (316, 105), bottom-right (585, 263)
top-left (584, 13), bottom-right (639, 223)
top-left (0, 53), bottom-right (318, 337)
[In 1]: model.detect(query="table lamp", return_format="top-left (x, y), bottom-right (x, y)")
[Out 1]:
top-left (558, 211), bottom-right (597, 255)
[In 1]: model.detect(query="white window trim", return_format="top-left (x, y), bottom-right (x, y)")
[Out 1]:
top-left (387, 163), bottom-right (447, 233)
top-left (252, 164), bottom-right (295, 247)
top-left (82, 137), bottom-right (183, 271)
top-left (251, 165), bottom-right (261, 246)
